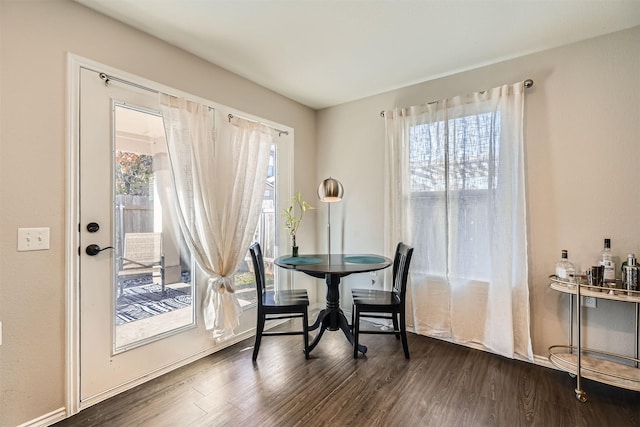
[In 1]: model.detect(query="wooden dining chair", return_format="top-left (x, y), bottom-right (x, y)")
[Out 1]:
top-left (249, 242), bottom-right (310, 361)
top-left (351, 242), bottom-right (414, 359)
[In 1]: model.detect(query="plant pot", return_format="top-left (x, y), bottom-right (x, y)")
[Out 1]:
top-left (292, 246), bottom-right (299, 257)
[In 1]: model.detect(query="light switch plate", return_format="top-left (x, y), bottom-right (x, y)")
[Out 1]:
top-left (17, 227), bottom-right (50, 251)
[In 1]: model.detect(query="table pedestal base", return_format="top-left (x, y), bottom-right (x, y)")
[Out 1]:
top-left (307, 273), bottom-right (367, 355)
top-left (308, 308), bottom-right (367, 354)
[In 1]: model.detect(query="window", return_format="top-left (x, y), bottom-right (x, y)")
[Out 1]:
top-left (384, 82), bottom-right (530, 359)
top-left (409, 111), bottom-right (501, 281)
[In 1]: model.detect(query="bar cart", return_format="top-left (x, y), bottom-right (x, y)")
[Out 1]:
top-left (548, 275), bottom-right (640, 402)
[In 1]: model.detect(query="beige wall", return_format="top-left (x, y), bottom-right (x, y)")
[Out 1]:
top-left (0, 1), bottom-right (316, 426)
top-left (2, 0), bottom-right (638, 424)
top-left (318, 26), bottom-right (640, 360)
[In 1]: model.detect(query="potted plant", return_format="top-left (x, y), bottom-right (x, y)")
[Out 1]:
top-left (282, 192), bottom-right (313, 257)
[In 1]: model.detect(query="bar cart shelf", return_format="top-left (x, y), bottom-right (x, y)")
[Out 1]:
top-left (548, 276), bottom-right (640, 402)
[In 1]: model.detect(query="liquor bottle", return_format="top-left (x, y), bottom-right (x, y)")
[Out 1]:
top-left (555, 250), bottom-right (575, 283)
top-left (599, 238), bottom-right (616, 283)
top-left (622, 253), bottom-right (638, 295)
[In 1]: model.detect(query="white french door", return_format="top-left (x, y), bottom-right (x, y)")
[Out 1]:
top-left (71, 58), bottom-right (295, 410)
top-left (78, 67), bottom-right (203, 404)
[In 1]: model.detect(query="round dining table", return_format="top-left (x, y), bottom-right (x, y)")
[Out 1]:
top-left (274, 253), bottom-right (392, 355)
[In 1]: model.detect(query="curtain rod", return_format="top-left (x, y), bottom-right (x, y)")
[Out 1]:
top-left (227, 113), bottom-right (289, 136)
top-left (100, 72), bottom-right (160, 95)
top-left (99, 72), bottom-right (214, 111)
top-left (99, 72), bottom-right (287, 137)
top-left (379, 78), bottom-right (534, 117)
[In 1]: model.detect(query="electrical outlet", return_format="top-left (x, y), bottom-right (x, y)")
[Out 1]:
top-left (582, 296), bottom-right (597, 308)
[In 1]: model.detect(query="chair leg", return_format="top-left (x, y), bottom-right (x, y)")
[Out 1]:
top-left (252, 314), bottom-right (265, 361)
top-left (303, 309), bottom-right (310, 359)
top-left (353, 307), bottom-right (360, 359)
top-left (400, 310), bottom-right (409, 359)
top-left (350, 304), bottom-right (355, 331)
top-left (392, 311), bottom-right (400, 340)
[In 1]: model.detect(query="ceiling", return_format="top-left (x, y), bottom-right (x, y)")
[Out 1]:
top-left (75, 0), bottom-right (640, 110)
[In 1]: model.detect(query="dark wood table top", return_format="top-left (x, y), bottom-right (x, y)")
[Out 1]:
top-left (274, 253), bottom-right (392, 278)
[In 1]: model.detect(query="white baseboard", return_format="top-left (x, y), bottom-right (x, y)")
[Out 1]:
top-left (16, 407), bottom-right (66, 427)
top-left (533, 353), bottom-right (555, 369)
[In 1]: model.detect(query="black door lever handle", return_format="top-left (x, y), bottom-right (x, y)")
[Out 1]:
top-left (85, 244), bottom-right (114, 256)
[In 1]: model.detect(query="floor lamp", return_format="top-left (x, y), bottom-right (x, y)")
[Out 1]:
top-left (317, 177), bottom-right (344, 255)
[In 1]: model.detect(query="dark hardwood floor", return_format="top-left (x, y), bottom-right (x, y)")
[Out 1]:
top-left (54, 319), bottom-right (639, 427)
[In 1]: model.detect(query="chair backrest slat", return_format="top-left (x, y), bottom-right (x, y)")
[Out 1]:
top-left (393, 242), bottom-right (414, 301)
top-left (249, 242), bottom-right (265, 309)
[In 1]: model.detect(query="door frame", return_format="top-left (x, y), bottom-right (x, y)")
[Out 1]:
top-left (66, 54), bottom-right (294, 415)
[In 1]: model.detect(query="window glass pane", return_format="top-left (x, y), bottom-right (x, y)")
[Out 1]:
top-left (409, 110), bottom-right (499, 281)
top-left (410, 112), bottom-right (500, 192)
top-left (113, 104), bottom-right (195, 352)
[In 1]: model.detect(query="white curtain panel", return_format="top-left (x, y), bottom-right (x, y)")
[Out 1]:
top-left (160, 95), bottom-right (273, 339)
top-left (384, 82), bottom-right (533, 360)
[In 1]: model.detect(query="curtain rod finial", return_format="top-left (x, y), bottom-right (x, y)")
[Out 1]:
top-left (524, 79), bottom-right (534, 88)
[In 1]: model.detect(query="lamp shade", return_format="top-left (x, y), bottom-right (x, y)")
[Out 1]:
top-left (318, 177), bottom-right (344, 202)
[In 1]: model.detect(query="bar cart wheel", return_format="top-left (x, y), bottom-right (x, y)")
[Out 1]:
top-left (575, 389), bottom-right (588, 402)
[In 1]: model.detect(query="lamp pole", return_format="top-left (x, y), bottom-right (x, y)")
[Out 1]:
top-left (327, 202), bottom-right (332, 256)
top-left (318, 177), bottom-right (344, 258)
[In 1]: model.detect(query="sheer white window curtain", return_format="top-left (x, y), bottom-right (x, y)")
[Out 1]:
top-left (384, 82), bottom-right (532, 360)
top-left (160, 95), bottom-right (274, 339)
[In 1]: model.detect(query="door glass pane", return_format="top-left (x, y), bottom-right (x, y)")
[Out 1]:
top-left (113, 103), bottom-right (194, 352)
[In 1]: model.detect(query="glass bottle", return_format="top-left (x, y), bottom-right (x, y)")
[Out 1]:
top-left (623, 253), bottom-right (638, 296)
top-left (600, 238), bottom-right (616, 283)
top-left (555, 250), bottom-right (576, 283)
